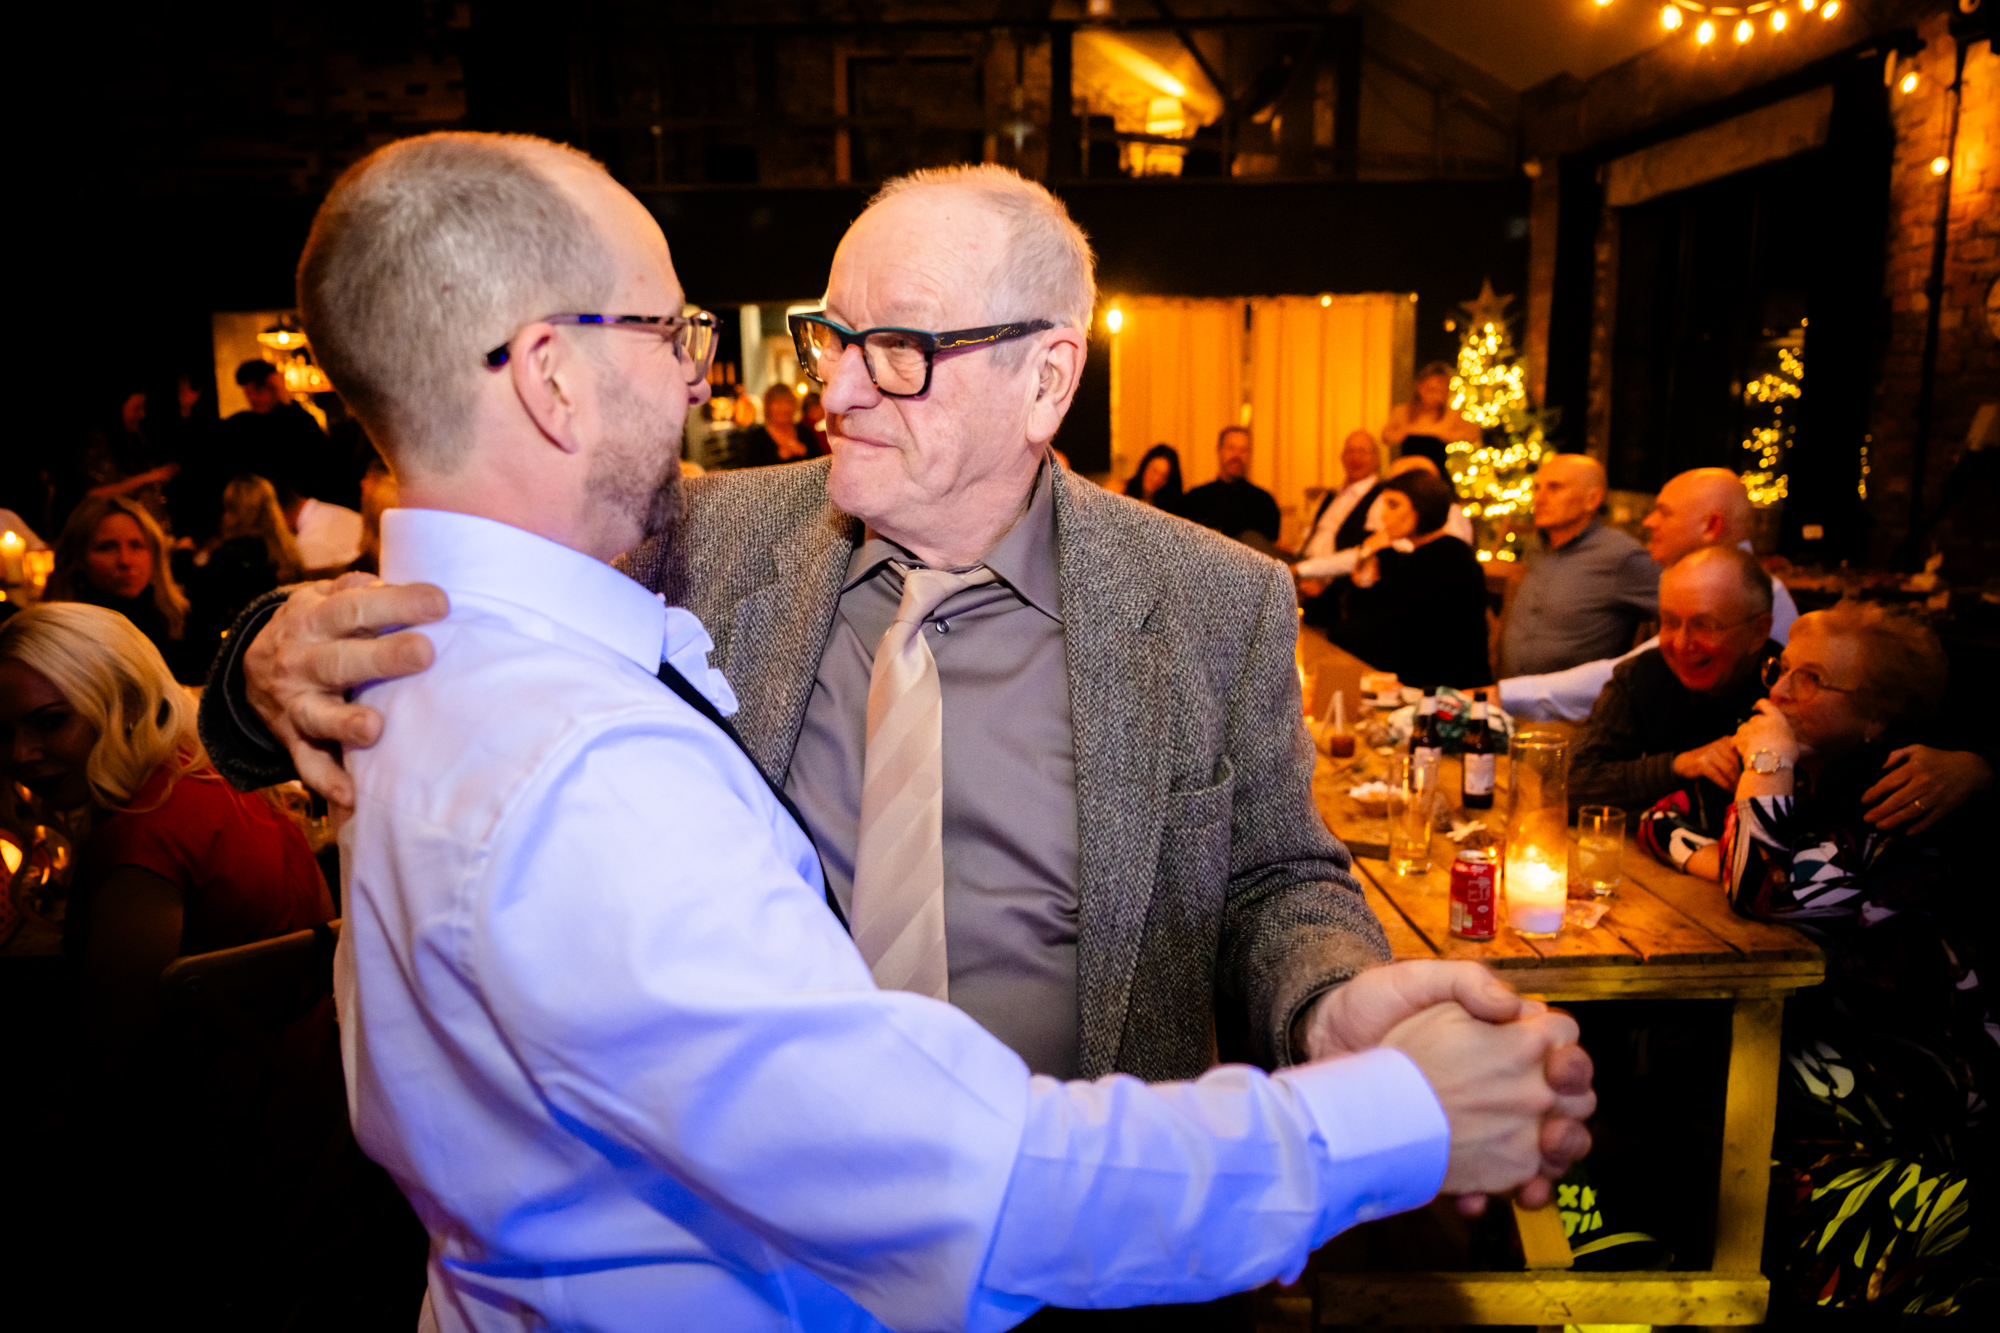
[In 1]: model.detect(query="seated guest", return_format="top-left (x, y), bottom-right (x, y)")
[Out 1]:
top-left (1570, 545), bottom-right (1776, 850)
top-left (181, 475), bottom-right (304, 672)
top-left (1500, 468), bottom-right (1798, 721)
top-left (1122, 442), bottom-right (1185, 512)
top-left (1377, 455), bottom-right (1475, 546)
top-left (1180, 425), bottom-right (1280, 547)
top-left (1499, 454), bottom-right (1659, 679)
top-left (736, 383), bottom-right (823, 467)
top-left (1720, 603), bottom-right (1994, 1319)
top-left (1321, 470), bottom-right (1490, 688)
top-left (45, 495), bottom-right (197, 683)
top-left (0, 602), bottom-right (331, 1037)
top-left (1295, 430), bottom-right (1382, 627)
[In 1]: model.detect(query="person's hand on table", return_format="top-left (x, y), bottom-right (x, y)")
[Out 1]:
top-left (1299, 960), bottom-right (1595, 1213)
top-left (1672, 736), bottom-right (1741, 791)
top-left (1382, 998), bottom-right (1593, 1207)
top-left (1862, 746), bottom-right (1994, 835)
top-left (244, 573), bottom-right (448, 807)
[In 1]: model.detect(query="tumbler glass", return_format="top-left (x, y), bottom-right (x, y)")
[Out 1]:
top-left (1388, 751), bottom-right (1440, 876)
top-left (1576, 805), bottom-right (1626, 898)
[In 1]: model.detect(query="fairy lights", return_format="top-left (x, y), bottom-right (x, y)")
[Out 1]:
top-left (1438, 289), bottom-right (1553, 564)
top-left (1630, 2), bottom-right (1841, 49)
top-left (1739, 343), bottom-right (1803, 509)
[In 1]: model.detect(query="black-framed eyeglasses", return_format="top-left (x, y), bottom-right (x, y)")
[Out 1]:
top-left (1761, 656), bottom-right (1856, 700)
top-left (484, 312), bottom-right (720, 385)
top-left (789, 312), bottom-right (1056, 398)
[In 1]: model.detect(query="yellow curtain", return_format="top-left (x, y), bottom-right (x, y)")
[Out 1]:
top-left (1106, 293), bottom-right (1412, 544)
top-left (1248, 295), bottom-right (1409, 535)
top-left (1106, 297), bottom-right (1245, 493)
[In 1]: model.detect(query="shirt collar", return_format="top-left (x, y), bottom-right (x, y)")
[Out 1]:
top-left (381, 507), bottom-right (668, 673)
top-left (842, 461), bottom-right (1062, 621)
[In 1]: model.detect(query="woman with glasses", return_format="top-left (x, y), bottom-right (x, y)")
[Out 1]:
top-left (1720, 601), bottom-right (1995, 1320)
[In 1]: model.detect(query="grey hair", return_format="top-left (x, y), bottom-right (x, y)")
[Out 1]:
top-left (1668, 542), bottom-right (1774, 616)
top-left (867, 164), bottom-right (1097, 334)
top-left (297, 132), bottom-right (620, 475)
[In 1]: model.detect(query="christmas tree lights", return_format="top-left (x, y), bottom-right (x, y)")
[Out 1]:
top-left (1440, 282), bottom-right (1557, 563)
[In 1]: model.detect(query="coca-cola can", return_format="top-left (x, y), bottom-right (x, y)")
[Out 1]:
top-left (1450, 847), bottom-right (1498, 941)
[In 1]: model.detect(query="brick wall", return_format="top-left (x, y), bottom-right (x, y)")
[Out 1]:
top-left (1869, 15), bottom-right (1999, 571)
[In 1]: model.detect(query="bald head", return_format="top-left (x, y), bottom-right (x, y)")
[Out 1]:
top-left (1643, 467), bottom-right (1755, 566)
top-left (1531, 453), bottom-right (1607, 545)
top-left (299, 132), bottom-right (625, 474)
top-left (1658, 544), bottom-right (1774, 694)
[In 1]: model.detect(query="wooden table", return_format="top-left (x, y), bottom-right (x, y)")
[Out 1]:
top-left (1296, 630), bottom-right (1824, 1328)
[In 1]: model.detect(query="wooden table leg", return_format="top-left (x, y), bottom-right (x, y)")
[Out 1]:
top-left (1712, 997), bottom-right (1785, 1274)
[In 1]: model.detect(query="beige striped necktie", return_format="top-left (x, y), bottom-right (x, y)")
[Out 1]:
top-left (850, 561), bottom-right (997, 1000)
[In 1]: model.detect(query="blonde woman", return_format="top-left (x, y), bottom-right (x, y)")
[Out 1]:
top-left (218, 474), bottom-right (305, 584)
top-left (0, 603), bottom-right (330, 1036)
top-left (46, 494), bottom-right (194, 680)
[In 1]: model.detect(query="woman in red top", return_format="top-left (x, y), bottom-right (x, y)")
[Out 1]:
top-left (0, 601), bottom-right (331, 1035)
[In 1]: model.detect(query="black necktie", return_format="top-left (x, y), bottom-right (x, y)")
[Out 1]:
top-left (655, 660), bottom-right (847, 932)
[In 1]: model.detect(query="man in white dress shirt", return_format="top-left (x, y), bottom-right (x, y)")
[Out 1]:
top-left (300, 134), bottom-right (1589, 1332)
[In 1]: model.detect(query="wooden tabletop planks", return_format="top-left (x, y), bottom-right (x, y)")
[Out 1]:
top-left (1299, 629), bottom-right (1821, 986)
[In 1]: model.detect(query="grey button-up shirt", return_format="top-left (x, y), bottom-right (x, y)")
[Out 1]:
top-left (785, 468), bottom-right (1082, 1077)
top-left (1500, 520), bottom-right (1661, 678)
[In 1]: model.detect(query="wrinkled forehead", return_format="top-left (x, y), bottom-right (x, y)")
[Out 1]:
top-left (827, 189), bottom-right (1006, 328)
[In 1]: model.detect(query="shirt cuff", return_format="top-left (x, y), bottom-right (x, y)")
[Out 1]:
top-left (1277, 1047), bottom-right (1450, 1239)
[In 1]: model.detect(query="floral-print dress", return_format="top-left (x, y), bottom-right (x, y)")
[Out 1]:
top-left (1724, 748), bottom-right (1997, 1317)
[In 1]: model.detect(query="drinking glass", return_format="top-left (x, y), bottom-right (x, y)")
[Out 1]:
top-left (1504, 731), bottom-right (1570, 937)
top-left (1388, 751), bottom-right (1440, 876)
top-left (1576, 805), bottom-right (1625, 898)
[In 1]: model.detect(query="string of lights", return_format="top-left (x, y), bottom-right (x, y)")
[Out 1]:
top-left (1440, 290), bottom-right (1554, 564)
top-left (1598, 0), bottom-right (1843, 48)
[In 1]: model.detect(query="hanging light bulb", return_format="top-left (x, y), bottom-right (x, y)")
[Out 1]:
top-left (1801, 0), bottom-right (1816, 9)
top-left (1901, 71), bottom-right (1920, 93)
top-left (1105, 307), bottom-right (1124, 333)
top-left (1822, 1), bottom-right (1840, 17)
top-left (1662, 5), bottom-right (1683, 31)
top-left (1697, 18), bottom-right (1716, 44)
top-left (1771, 9), bottom-right (1787, 32)
top-left (1735, 18), bottom-right (1754, 43)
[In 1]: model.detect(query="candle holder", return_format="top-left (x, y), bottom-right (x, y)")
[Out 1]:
top-left (1504, 731), bottom-right (1570, 937)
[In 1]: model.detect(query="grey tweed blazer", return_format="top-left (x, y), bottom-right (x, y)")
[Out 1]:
top-left (620, 458), bottom-right (1389, 1080)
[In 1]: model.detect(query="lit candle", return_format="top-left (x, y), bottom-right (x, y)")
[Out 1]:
top-left (0, 529), bottom-right (24, 585)
top-left (1505, 847), bottom-right (1567, 937)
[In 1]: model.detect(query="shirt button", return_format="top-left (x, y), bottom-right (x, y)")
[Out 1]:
top-left (933, 620), bottom-right (951, 634)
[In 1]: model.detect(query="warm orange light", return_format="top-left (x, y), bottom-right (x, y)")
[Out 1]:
top-left (1901, 72), bottom-right (1919, 93)
top-left (1696, 19), bottom-right (1716, 44)
top-left (1105, 307), bottom-right (1124, 333)
top-left (1930, 155), bottom-right (1951, 176)
top-left (1771, 10), bottom-right (1787, 32)
top-left (1823, 1), bottom-right (1840, 17)
top-left (1735, 19), bottom-right (1754, 43)
top-left (1661, 6), bottom-right (1683, 31)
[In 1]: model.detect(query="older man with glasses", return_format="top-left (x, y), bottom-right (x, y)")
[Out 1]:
top-left (1569, 544), bottom-right (1783, 877)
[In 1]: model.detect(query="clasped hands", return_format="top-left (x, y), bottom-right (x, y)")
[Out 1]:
top-left (1298, 959), bottom-right (1594, 1215)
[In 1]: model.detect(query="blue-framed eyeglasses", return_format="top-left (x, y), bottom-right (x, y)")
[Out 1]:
top-left (484, 312), bottom-right (720, 385)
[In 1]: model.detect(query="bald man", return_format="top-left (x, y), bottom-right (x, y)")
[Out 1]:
top-left (1499, 467), bottom-right (1798, 720)
top-left (1498, 454), bottom-right (1660, 678)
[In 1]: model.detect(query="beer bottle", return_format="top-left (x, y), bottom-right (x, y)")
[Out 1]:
top-left (1461, 690), bottom-right (1497, 810)
top-left (1412, 687), bottom-right (1443, 767)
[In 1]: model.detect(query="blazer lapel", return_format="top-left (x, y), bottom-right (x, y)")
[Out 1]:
top-left (724, 504), bottom-right (855, 783)
top-left (1051, 469), bottom-right (1174, 1078)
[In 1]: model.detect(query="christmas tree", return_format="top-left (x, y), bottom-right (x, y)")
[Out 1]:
top-left (1440, 280), bottom-right (1558, 563)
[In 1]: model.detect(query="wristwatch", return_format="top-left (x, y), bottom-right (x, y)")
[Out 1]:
top-left (1746, 748), bottom-right (1794, 775)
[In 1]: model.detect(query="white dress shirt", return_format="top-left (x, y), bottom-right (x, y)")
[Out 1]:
top-left (1497, 542), bottom-right (1800, 721)
top-left (339, 506), bottom-right (1451, 1333)
top-left (1299, 475), bottom-right (1378, 561)
top-left (1294, 492), bottom-right (1473, 585)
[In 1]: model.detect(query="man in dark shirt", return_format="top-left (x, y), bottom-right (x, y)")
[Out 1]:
top-left (218, 360), bottom-right (339, 504)
top-left (1499, 454), bottom-right (1659, 677)
top-left (1572, 545), bottom-right (1778, 832)
top-left (1180, 425), bottom-right (1280, 549)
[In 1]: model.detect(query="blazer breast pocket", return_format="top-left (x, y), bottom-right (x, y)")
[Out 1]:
top-left (1153, 758), bottom-right (1237, 944)
top-left (1164, 757), bottom-right (1236, 829)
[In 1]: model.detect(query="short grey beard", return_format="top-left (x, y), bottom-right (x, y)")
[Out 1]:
top-left (589, 383), bottom-right (689, 603)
